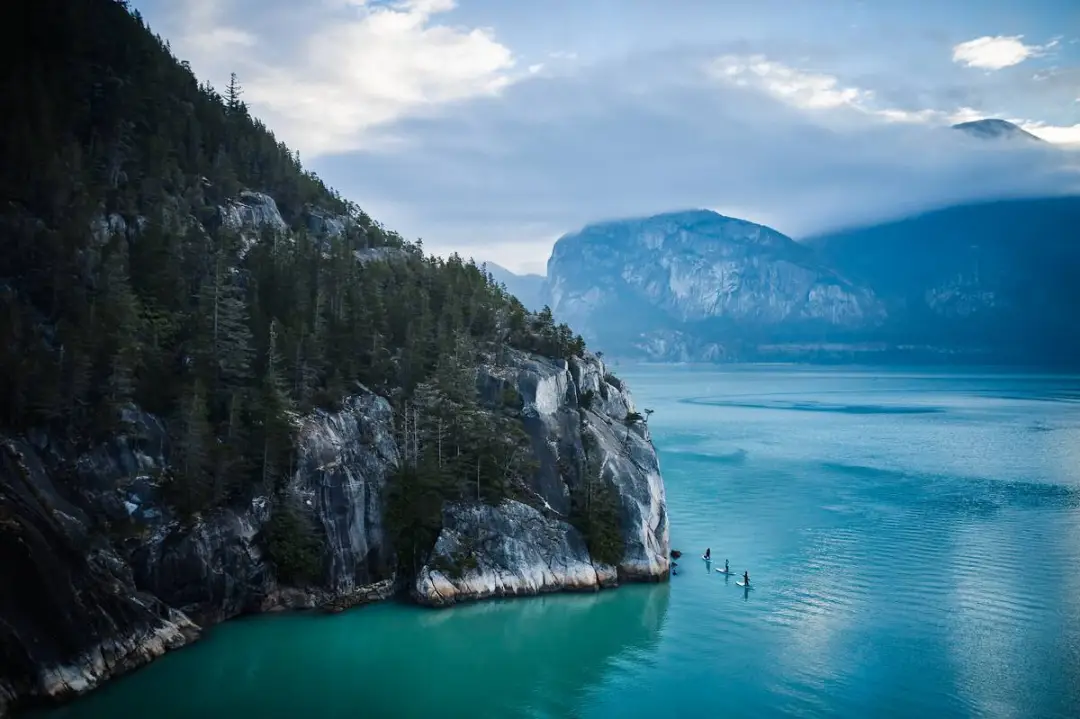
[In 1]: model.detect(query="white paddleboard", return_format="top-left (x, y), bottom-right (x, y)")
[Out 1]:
top-left (736, 581), bottom-right (753, 589)
top-left (716, 568), bottom-right (734, 574)
top-left (702, 556), bottom-right (712, 561)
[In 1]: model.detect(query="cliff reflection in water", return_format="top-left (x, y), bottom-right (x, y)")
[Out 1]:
top-left (38, 584), bottom-right (670, 719)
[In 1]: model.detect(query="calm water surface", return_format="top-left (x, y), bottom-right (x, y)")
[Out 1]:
top-left (40, 366), bottom-right (1080, 719)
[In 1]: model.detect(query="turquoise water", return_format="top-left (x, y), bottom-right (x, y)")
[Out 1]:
top-left (40, 367), bottom-right (1080, 718)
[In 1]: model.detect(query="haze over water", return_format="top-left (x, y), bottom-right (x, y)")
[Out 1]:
top-left (40, 367), bottom-right (1080, 719)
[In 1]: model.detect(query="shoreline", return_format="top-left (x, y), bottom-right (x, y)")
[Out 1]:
top-left (11, 569), bottom-right (670, 718)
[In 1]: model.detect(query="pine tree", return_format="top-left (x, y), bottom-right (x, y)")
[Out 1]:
top-left (1, 0), bottom-right (599, 565)
top-left (95, 230), bottom-right (143, 432)
top-left (169, 377), bottom-right (213, 516)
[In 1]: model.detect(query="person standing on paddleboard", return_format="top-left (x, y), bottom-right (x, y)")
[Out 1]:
top-left (704, 548), bottom-right (711, 560)
top-left (724, 559), bottom-right (729, 573)
top-left (743, 570), bottom-right (750, 585)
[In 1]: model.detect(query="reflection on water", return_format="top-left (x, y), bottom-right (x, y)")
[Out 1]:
top-left (38, 585), bottom-right (670, 719)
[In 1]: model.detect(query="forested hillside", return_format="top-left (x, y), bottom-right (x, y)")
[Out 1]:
top-left (0, 0), bottom-right (586, 546)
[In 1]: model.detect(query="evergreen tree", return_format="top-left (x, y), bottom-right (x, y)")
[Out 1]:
top-left (0, 0), bottom-right (598, 569)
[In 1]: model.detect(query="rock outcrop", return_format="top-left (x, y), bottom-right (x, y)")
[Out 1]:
top-left (220, 190), bottom-right (288, 236)
top-left (0, 390), bottom-right (399, 714)
top-left (290, 392), bottom-right (398, 594)
top-left (414, 500), bottom-right (618, 606)
top-left (0, 438), bottom-right (199, 716)
top-left (0, 349), bottom-right (669, 712)
top-left (414, 350), bottom-right (669, 606)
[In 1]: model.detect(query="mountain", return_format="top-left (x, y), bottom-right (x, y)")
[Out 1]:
top-left (951, 118), bottom-right (1043, 142)
top-left (0, 1), bottom-right (668, 714)
top-left (806, 196), bottom-right (1080, 362)
top-left (546, 209), bottom-right (884, 361)
top-left (482, 261), bottom-right (546, 311)
top-left (545, 200), bottom-right (1080, 365)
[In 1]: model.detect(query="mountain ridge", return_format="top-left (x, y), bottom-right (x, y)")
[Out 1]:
top-left (482, 260), bottom-right (546, 311)
top-left (532, 196), bottom-right (1080, 366)
top-left (951, 118), bottom-right (1044, 142)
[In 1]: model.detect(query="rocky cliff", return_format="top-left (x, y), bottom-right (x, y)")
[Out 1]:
top-left (0, 391), bottom-right (397, 714)
top-left (0, 348), bottom-right (667, 715)
top-left (545, 209), bottom-right (885, 360)
top-left (541, 200), bottom-right (1080, 366)
top-left (415, 350), bottom-right (668, 605)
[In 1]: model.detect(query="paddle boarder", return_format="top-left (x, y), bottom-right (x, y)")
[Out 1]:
top-left (704, 547), bottom-right (711, 560)
top-left (743, 570), bottom-right (750, 586)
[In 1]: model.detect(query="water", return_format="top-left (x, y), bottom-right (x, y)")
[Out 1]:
top-left (39, 366), bottom-right (1080, 719)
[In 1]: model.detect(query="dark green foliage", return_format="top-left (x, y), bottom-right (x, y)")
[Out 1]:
top-left (383, 351), bottom-right (541, 574)
top-left (0, 0), bottom-right (591, 577)
top-left (431, 547), bottom-right (479, 580)
top-left (263, 498), bottom-right (325, 585)
top-left (568, 438), bottom-right (625, 567)
top-left (384, 460), bottom-right (448, 578)
top-left (507, 304), bottom-right (586, 361)
top-left (501, 385), bottom-right (523, 410)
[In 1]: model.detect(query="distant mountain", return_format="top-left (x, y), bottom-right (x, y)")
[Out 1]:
top-left (544, 199), bottom-right (1080, 366)
top-left (806, 196), bottom-right (1080, 362)
top-left (545, 210), bottom-right (884, 361)
top-left (952, 118), bottom-right (1043, 142)
top-left (482, 261), bottom-right (546, 311)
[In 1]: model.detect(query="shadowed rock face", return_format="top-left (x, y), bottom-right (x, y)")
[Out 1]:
top-left (0, 393), bottom-right (398, 714)
top-left (0, 438), bottom-right (198, 716)
top-left (414, 350), bottom-right (670, 606)
top-left (290, 393), bottom-right (399, 594)
top-left (0, 350), bottom-right (669, 712)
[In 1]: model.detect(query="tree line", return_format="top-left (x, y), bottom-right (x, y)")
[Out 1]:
top-left (0, 0), bottom-right (596, 579)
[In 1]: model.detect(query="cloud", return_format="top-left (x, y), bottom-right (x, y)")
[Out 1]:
top-left (951, 35), bottom-right (1055, 71)
top-left (708, 55), bottom-right (969, 128)
top-left (169, 0), bottom-right (519, 157)
top-left (170, 0), bottom-right (254, 59)
top-left (708, 55), bottom-right (865, 111)
top-left (312, 48), bottom-right (1079, 274)
top-left (147, 3), bottom-right (1080, 274)
top-left (1013, 121), bottom-right (1080, 145)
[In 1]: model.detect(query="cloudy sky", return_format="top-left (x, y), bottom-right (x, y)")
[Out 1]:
top-left (135, 0), bottom-right (1079, 274)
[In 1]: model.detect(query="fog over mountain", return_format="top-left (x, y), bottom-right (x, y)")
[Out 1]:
top-left (132, 0), bottom-right (1080, 273)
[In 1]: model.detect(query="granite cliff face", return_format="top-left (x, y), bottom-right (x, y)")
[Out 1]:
top-left (0, 319), bottom-right (667, 717)
top-left (0, 390), bottom-right (399, 714)
top-left (545, 210), bottom-right (885, 360)
top-left (541, 199), bottom-right (1080, 365)
top-left (2, 347), bottom-right (666, 713)
top-left (415, 350), bottom-right (669, 606)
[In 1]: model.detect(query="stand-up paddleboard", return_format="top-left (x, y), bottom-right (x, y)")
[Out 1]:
top-left (736, 581), bottom-right (753, 589)
top-left (716, 568), bottom-right (734, 574)
top-left (702, 555), bottom-right (712, 561)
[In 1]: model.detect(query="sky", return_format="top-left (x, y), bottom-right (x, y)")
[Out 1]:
top-left (135, 0), bottom-right (1080, 275)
